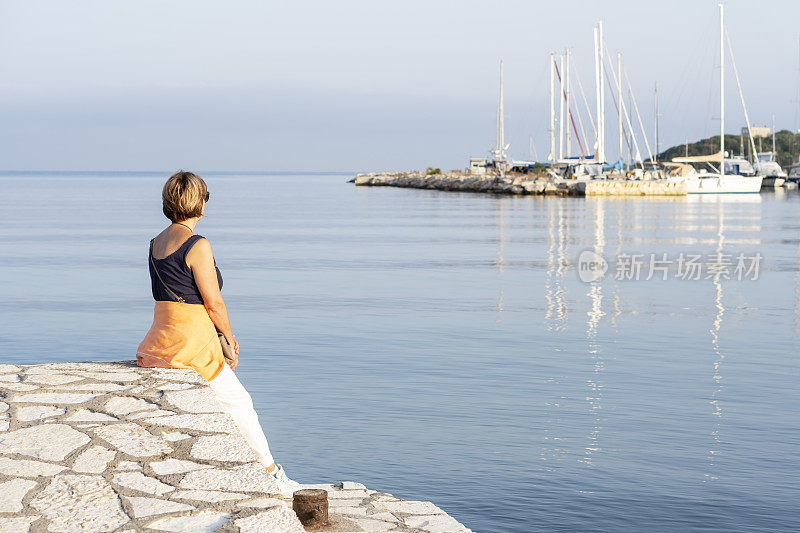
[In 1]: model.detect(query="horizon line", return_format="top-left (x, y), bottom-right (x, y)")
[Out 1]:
top-left (0, 170), bottom-right (358, 176)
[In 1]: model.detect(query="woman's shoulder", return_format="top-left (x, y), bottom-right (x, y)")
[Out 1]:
top-left (185, 234), bottom-right (213, 258)
top-left (187, 233), bottom-right (208, 246)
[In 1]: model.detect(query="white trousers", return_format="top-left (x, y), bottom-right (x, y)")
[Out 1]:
top-left (207, 364), bottom-right (275, 468)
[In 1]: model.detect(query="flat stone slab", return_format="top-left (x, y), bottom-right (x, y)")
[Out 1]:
top-left (9, 392), bottom-right (97, 404)
top-left (104, 396), bottom-right (159, 416)
top-left (125, 496), bottom-right (195, 518)
top-left (91, 423), bottom-right (172, 457)
top-left (15, 405), bottom-right (66, 422)
top-left (0, 424), bottom-right (90, 461)
top-left (235, 506), bottom-right (305, 533)
top-left (64, 409), bottom-right (118, 423)
top-left (72, 445), bottom-right (116, 474)
top-left (404, 514), bottom-right (472, 532)
top-left (150, 458), bottom-right (213, 475)
top-left (0, 478), bottom-right (38, 512)
top-left (0, 457), bottom-right (67, 477)
top-left (179, 463), bottom-right (281, 494)
top-left (113, 471), bottom-right (175, 496)
top-left (142, 413), bottom-right (237, 433)
top-left (24, 374), bottom-right (84, 386)
top-left (164, 388), bottom-right (224, 413)
top-left (55, 382), bottom-right (133, 392)
top-left (146, 510), bottom-right (232, 532)
top-left (172, 489), bottom-right (250, 502)
top-left (0, 516), bottom-right (39, 533)
top-left (236, 497), bottom-right (285, 509)
top-left (0, 362), bottom-right (471, 532)
top-left (115, 461), bottom-right (141, 471)
top-left (30, 474), bottom-right (130, 532)
top-left (191, 434), bottom-right (258, 462)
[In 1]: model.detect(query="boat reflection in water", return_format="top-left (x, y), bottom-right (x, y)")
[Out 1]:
top-left (535, 193), bottom-right (765, 474)
top-left (582, 198), bottom-right (606, 466)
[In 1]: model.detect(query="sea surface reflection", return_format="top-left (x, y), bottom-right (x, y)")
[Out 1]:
top-left (0, 173), bottom-right (797, 533)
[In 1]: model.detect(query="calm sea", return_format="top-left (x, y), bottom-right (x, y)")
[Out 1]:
top-left (1, 171), bottom-right (798, 533)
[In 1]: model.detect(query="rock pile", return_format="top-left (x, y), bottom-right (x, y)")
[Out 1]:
top-left (353, 171), bottom-right (687, 196)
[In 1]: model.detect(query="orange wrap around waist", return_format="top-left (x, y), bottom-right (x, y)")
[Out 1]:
top-left (136, 301), bottom-right (224, 381)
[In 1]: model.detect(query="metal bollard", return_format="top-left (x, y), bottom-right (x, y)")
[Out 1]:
top-left (292, 489), bottom-right (329, 528)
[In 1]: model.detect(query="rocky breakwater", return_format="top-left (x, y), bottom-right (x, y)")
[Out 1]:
top-left (353, 171), bottom-right (563, 195)
top-left (0, 362), bottom-right (470, 533)
top-left (353, 171), bottom-right (687, 196)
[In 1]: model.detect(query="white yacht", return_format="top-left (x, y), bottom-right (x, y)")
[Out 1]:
top-left (670, 5), bottom-right (762, 194)
top-left (671, 155), bottom-right (762, 194)
top-left (786, 157), bottom-right (800, 184)
top-left (754, 152), bottom-right (786, 187)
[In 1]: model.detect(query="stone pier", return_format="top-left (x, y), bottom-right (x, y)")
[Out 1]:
top-left (352, 171), bottom-right (687, 196)
top-left (0, 362), bottom-right (470, 533)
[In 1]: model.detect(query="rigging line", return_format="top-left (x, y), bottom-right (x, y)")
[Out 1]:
top-left (795, 35), bottom-right (800, 133)
top-left (569, 72), bottom-right (590, 151)
top-left (669, 29), bottom-right (708, 115)
top-left (689, 30), bottom-right (715, 141)
top-left (602, 50), bottom-right (639, 164)
top-left (530, 136), bottom-right (540, 161)
top-left (623, 67), bottom-right (655, 163)
top-left (553, 59), bottom-right (587, 158)
top-left (568, 57), bottom-right (590, 153)
top-left (574, 63), bottom-right (598, 137)
top-left (724, 23), bottom-right (758, 162)
top-left (704, 21), bottom-right (719, 140)
top-left (602, 42), bottom-right (641, 164)
top-left (532, 55), bottom-right (549, 140)
top-left (602, 61), bottom-right (634, 162)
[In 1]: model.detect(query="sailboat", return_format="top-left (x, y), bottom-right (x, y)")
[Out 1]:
top-left (491, 60), bottom-right (510, 174)
top-left (672, 4), bottom-right (762, 194)
top-left (753, 118), bottom-right (786, 187)
top-left (755, 152), bottom-right (787, 187)
top-left (787, 157), bottom-right (800, 184)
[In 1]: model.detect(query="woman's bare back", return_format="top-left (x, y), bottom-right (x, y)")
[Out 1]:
top-left (151, 226), bottom-right (194, 260)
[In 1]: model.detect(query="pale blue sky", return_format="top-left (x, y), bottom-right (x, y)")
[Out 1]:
top-left (1, 0), bottom-right (798, 171)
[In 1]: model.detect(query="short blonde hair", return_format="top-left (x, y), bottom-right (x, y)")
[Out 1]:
top-left (162, 171), bottom-right (208, 223)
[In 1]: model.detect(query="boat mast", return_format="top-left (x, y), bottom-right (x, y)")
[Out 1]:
top-left (598, 21), bottom-right (606, 163)
top-left (565, 48), bottom-right (571, 159)
top-left (549, 53), bottom-right (555, 163)
top-left (593, 26), bottom-right (601, 163)
top-left (618, 52), bottom-right (623, 164)
top-left (719, 3), bottom-right (725, 178)
top-left (772, 114), bottom-right (776, 154)
top-left (740, 129), bottom-right (745, 158)
top-left (654, 82), bottom-right (659, 164)
top-left (559, 54), bottom-right (565, 161)
top-left (724, 13), bottom-right (759, 167)
top-left (496, 59), bottom-right (506, 167)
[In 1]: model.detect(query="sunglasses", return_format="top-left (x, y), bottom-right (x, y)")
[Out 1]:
top-left (204, 191), bottom-right (210, 202)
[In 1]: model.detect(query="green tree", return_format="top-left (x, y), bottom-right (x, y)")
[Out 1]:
top-left (656, 131), bottom-right (800, 168)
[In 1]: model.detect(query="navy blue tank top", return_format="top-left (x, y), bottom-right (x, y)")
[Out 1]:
top-left (149, 234), bottom-right (223, 305)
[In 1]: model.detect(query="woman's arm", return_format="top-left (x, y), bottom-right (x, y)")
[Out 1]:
top-left (186, 238), bottom-right (240, 363)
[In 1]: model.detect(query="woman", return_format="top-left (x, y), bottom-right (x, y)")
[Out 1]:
top-left (136, 171), bottom-right (300, 497)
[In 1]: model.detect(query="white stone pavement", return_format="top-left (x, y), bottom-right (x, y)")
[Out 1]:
top-left (0, 362), bottom-right (471, 533)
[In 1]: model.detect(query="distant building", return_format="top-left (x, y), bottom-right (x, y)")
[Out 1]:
top-left (469, 157), bottom-right (488, 175)
top-left (744, 126), bottom-right (770, 138)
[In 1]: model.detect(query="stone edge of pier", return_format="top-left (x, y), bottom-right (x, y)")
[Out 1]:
top-left (352, 171), bottom-right (687, 196)
top-left (0, 361), bottom-right (471, 533)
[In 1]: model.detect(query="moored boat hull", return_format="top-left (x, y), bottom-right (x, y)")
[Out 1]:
top-left (685, 174), bottom-right (763, 194)
top-left (760, 176), bottom-right (785, 188)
